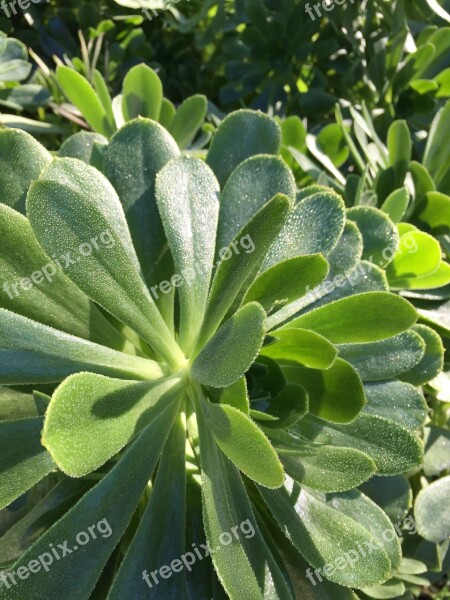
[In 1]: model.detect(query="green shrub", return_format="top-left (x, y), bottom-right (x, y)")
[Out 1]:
top-left (0, 109), bottom-right (439, 599)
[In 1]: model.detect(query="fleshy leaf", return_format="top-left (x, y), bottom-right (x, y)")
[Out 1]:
top-left (242, 255), bottom-right (329, 315)
top-left (200, 395), bottom-right (284, 488)
top-left (399, 324), bottom-right (444, 386)
top-left (282, 358), bottom-right (365, 423)
top-left (168, 94), bottom-right (207, 148)
top-left (415, 476), bottom-right (450, 543)
top-left (337, 331), bottom-right (425, 381)
top-left (207, 109), bottom-right (281, 186)
top-left (347, 207), bottom-right (399, 267)
top-left (107, 414), bottom-right (187, 599)
top-left (0, 129), bottom-right (51, 213)
top-left (216, 154), bottom-right (296, 250)
top-left (0, 418), bottom-right (55, 510)
top-left (363, 381), bottom-right (428, 430)
top-left (274, 436), bottom-right (376, 492)
top-left (296, 414), bottom-right (423, 475)
top-left (0, 204), bottom-right (131, 351)
top-left (258, 483), bottom-right (391, 588)
top-left (262, 190), bottom-right (346, 270)
top-left (27, 158), bottom-right (183, 367)
top-left (155, 156), bottom-right (220, 353)
top-left (261, 328), bottom-right (337, 370)
top-left (286, 292), bottom-right (417, 343)
top-left (198, 194), bottom-right (291, 346)
top-left (192, 303), bottom-right (266, 388)
top-left (414, 191), bottom-right (450, 235)
top-left (0, 404), bottom-right (179, 600)
top-left (0, 308), bottom-right (164, 384)
top-left (56, 66), bottom-right (115, 137)
top-left (122, 64), bottom-right (163, 122)
top-left (103, 119), bottom-right (180, 292)
top-left (197, 403), bottom-right (294, 599)
top-left (43, 373), bottom-right (183, 476)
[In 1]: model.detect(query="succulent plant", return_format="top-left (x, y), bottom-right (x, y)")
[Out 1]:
top-left (0, 110), bottom-right (438, 599)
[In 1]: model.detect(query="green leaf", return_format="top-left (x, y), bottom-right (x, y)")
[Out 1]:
top-left (92, 69), bottom-right (117, 136)
top-left (387, 120), bottom-right (411, 184)
top-left (103, 119), bottom-right (180, 291)
top-left (197, 405), bottom-right (292, 599)
top-left (0, 478), bottom-right (90, 566)
top-left (168, 94), bottom-right (207, 148)
top-left (361, 579), bottom-right (406, 599)
top-left (261, 328), bottom-right (337, 369)
top-left (207, 109), bottom-right (281, 186)
top-left (27, 158), bottom-right (183, 368)
top-left (218, 377), bottom-right (249, 413)
top-left (400, 324), bottom-right (444, 386)
top-left (155, 157), bottom-right (220, 353)
top-left (296, 413), bottom-right (423, 475)
top-left (0, 38), bottom-right (30, 82)
top-left (360, 475), bottom-right (412, 522)
top-left (347, 207), bottom-right (399, 267)
top-left (192, 303), bottom-right (266, 388)
top-left (0, 405), bottom-right (179, 600)
top-left (386, 230), bottom-right (443, 289)
top-left (265, 224), bottom-right (366, 331)
top-left (122, 64), bottom-right (163, 122)
top-left (398, 262), bottom-right (450, 290)
top-left (286, 292), bottom-right (417, 343)
top-left (59, 132), bottom-right (108, 164)
top-left (43, 373), bottom-right (183, 476)
top-left (0, 418), bottom-right (55, 510)
top-left (56, 66), bottom-right (115, 137)
top-left (257, 383), bottom-right (309, 429)
top-left (410, 161), bottom-right (436, 205)
top-left (242, 255), bottom-right (329, 315)
top-left (0, 204), bottom-right (130, 351)
top-left (415, 476), bottom-right (450, 543)
top-left (258, 483), bottom-right (391, 588)
top-left (199, 394), bottom-right (284, 488)
top-left (0, 386), bottom-right (48, 421)
top-left (316, 123), bottom-right (350, 167)
top-left (363, 381), bottom-right (428, 431)
top-left (414, 191), bottom-right (450, 235)
top-left (107, 414), bottom-right (187, 599)
top-left (0, 129), bottom-right (51, 213)
top-left (275, 438), bottom-right (376, 492)
top-left (325, 490), bottom-right (401, 571)
top-left (199, 194), bottom-right (291, 346)
top-left (381, 187), bottom-right (409, 223)
top-left (0, 308), bottom-right (165, 384)
top-left (263, 190), bottom-right (346, 270)
top-left (337, 331), bottom-right (425, 381)
top-left (216, 154), bottom-right (296, 250)
top-left (159, 97), bottom-right (176, 129)
top-left (282, 358), bottom-right (365, 423)
top-left (424, 426), bottom-right (450, 477)
top-left (423, 100), bottom-right (450, 188)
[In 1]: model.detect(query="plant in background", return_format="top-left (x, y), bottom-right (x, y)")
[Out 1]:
top-left (279, 100), bottom-right (450, 599)
top-left (0, 31), bottom-right (57, 135)
top-left (0, 109), bottom-right (437, 599)
top-left (54, 61), bottom-right (211, 161)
